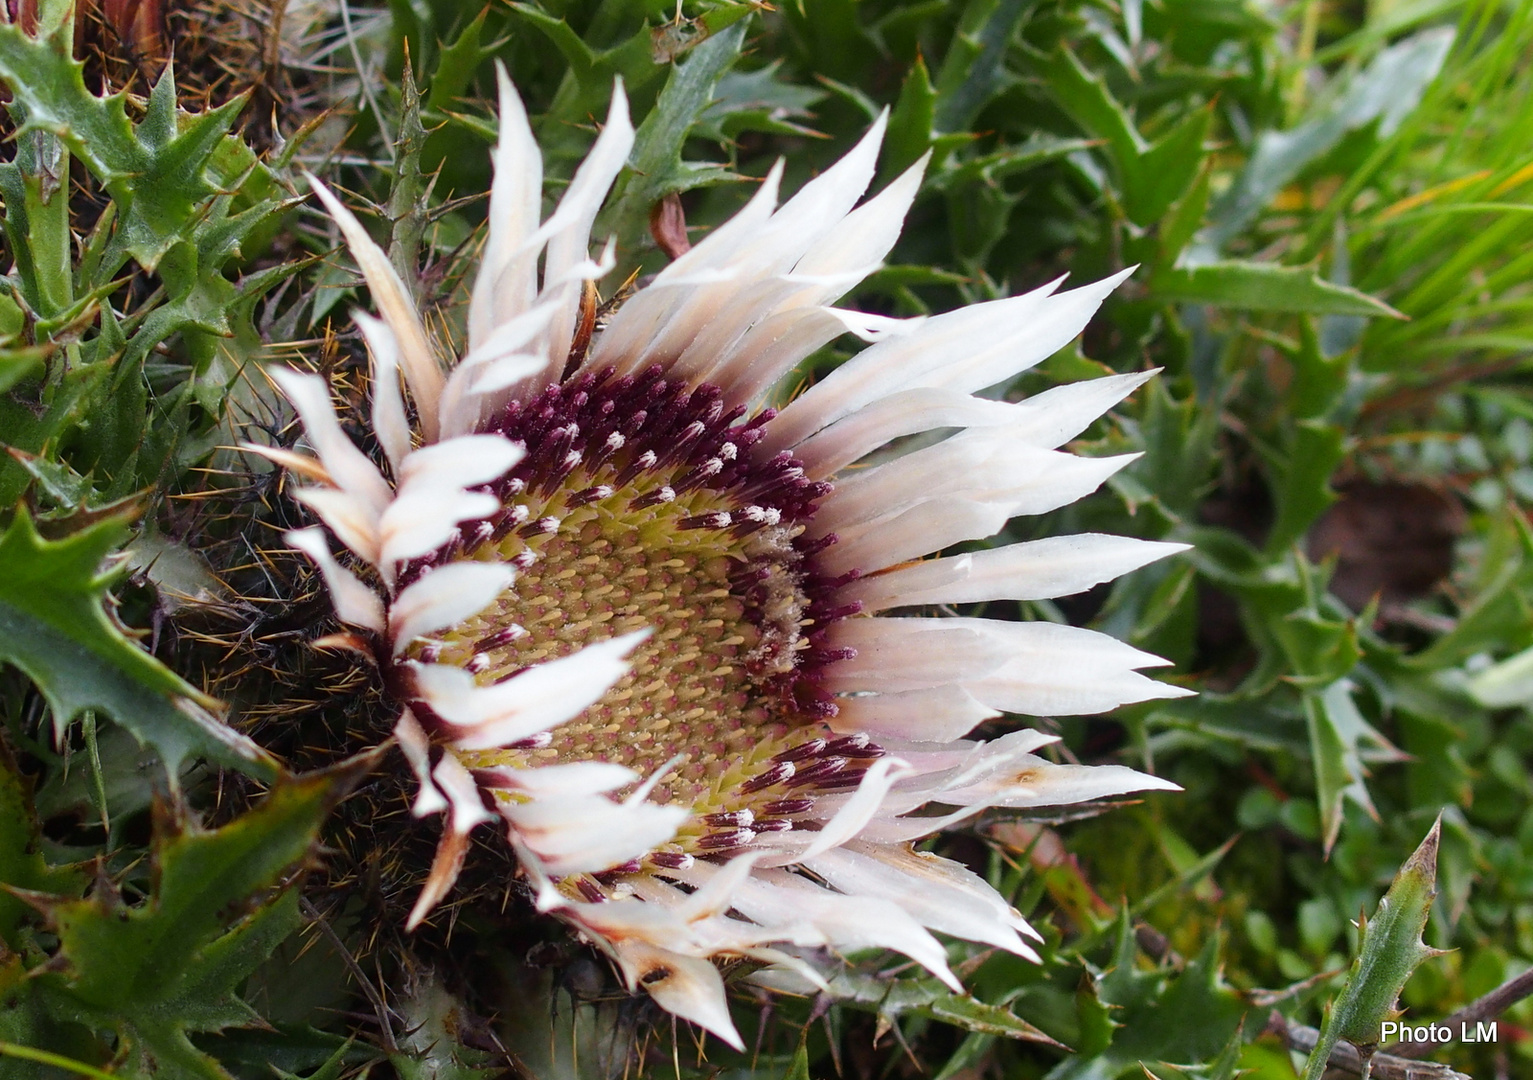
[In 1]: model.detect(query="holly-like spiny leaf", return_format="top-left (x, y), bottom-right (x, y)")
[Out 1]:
top-left (1052, 918), bottom-right (1246, 1079)
top-left (823, 966), bottom-right (1060, 1047)
top-left (1304, 680), bottom-right (1406, 856)
top-left (1300, 817), bottom-right (1443, 1079)
top-left (599, 20), bottom-right (749, 248)
top-left (0, 750), bottom-right (87, 949)
top-left (390, 972), bottom-right (501, 1080)
top-left (1152, 262), bottom-right (1404, 318)
top-left (32, 758), bottom-right (373, 1080)
top-left (0, 25), bottom-right (246, 272)
top-left (0, 509), bottom-right (276, 783)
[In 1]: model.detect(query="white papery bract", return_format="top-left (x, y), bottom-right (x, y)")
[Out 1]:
top-left (260, 65), bottom-right (1190, 1049)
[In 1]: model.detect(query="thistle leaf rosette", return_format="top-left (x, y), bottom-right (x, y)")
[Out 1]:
top-left (256, 65), bottom-right (1191, 1047)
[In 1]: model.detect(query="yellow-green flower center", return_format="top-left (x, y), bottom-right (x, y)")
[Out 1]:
top-left (397, 367), bottom-right (878, 870)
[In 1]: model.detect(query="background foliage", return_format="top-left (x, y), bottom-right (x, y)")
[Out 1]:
top-left (3, 0), bottom-right (1533, 1077)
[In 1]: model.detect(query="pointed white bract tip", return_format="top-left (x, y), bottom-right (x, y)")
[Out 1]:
top-left (352, 309), bottom-right (412, 471)
top-left (284, 526), bottom-right (387, 632)
top-left (394, 710), bottom-right (449, 814)
top-left (493, 57), bottom-right (515, 107)
top-left (746, 966), bottom-right (824, 996)
top-left (268, 363), bottom-right (313, 393)
top-left (569, 628), bottom-right (652, 677)
top-left (267, 367), bottom-right (346, 448)
top-left (404, 827), bottom-right (469, 931)
top-left (797, 755), bottom-right (915, 861)
top-left (630, 953), bottom-right (744, 1051)
top-left (1055, 263), bottom-right (1136, 309)
top-left (403, 900), bottom-right (429, 933)
top-left (626, 751), bottom-right (685, 807)
top-left (607, 627), bottom-right (652, 656)
top-left (301, 176), bottom-right (446, 440)
top-left (606, 75), bottom-right (631, 127)
top-left (388, 562), bottom-right (517, 655)
top-left (243, 443), bottom-right (332, 483)
top-left (282, 524), bottom-right (323, 551)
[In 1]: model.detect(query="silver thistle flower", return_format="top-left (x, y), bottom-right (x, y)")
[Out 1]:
top-left (255, 67), bottom-right (1191, 1048)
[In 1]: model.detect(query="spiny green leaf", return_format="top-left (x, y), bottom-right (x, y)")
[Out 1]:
top-left (1054, 926), bottom-right (1245, 1079)
top-left (1203, 27), bottom-right (1455, 253)
top-left (601, 20), bottom-right (749, 247)
top-left (1301, 817), bottom-right (1442, 1079)
top-left (1304, 680), bottom-right (1404, 854)
top-left (885, 55), bottom-right (937, 182)
top-left (826, 966), bottom-right (1060, 1046)
top-left (1130, 378), bottom-right (1220, 518)
top-left (1141, 1022), bottom-right (1247, 1080)
top-left (506, 6), bottom-right (666, 153)
top-left (427, 10), bottom-right (492, 112)
top-left (918, 993), bottom-right (1062, 1045)
top-left (934, 0), bottom-right (1033, 133)
top-left (390, 63), bottom-right (430, 296)
top-left (0, 345), bottom-right (49, 395)
top-left (44, 774), bottom-right (334, 1011)
top-left (506, 5), bottom-right (599, 84)
top-left (1264, 573), bottom-right (1362, 687)
top-left (933, 1032), bottom-right (993, 1080)
top-left (271, 1040), bottom-right (355, 1080)
top-left (1130, 104), bottom-right (1213, 227)
top-left (1130, 834), bottom-right (1238, 917)
top-left (935, 134), bottom-right (1091, 191)
top-left (1152, 262), bottom-right (1404, 318)
top-left (783, 1040), bottom-right (811, 1080)
top-left (1156, 164), bottom-right (1212, 271)
top-left (389, 973), bottom-right (499, 1080)
top-left (0, 1027), bottom-right (116, 1080)
top-left (699, 61), bottom-right (827, 142)
top-left (35, 759), bottom-right (371, 1080)
top-left (1264, 418), bottom-right (1348, 555)
top-left (119, 179), bottom-right (297, 373)
top-left (1291, 318), bottom-right (1353, 419)
top-left (1, 947), bottom-right (106, 1077)
top-left (0, 509), bottom-right (276, 783)
top-left (196, 1028), bottom-right (367, 1080)
top-left (4, 448), bottom-right (94, 512)
top-left (0, 756), bottom-right (87, 949)
top-left (1039, 45), bottom-right (1145, 185)
top-left (1408, 508), bottom-right (1533, 669)
top-left (1464, 642), bottom-right (1533, 707)
top-left (0, 25), bottom-right (245, 271)
top-left (0, 152), bottom-right (73, 323)
top-left (782, 0), bottom-right (873, 83)
top-left (1038, 46), bottom-right (1214, 226)
top-left (0, 291), bottom-right (26, 340)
